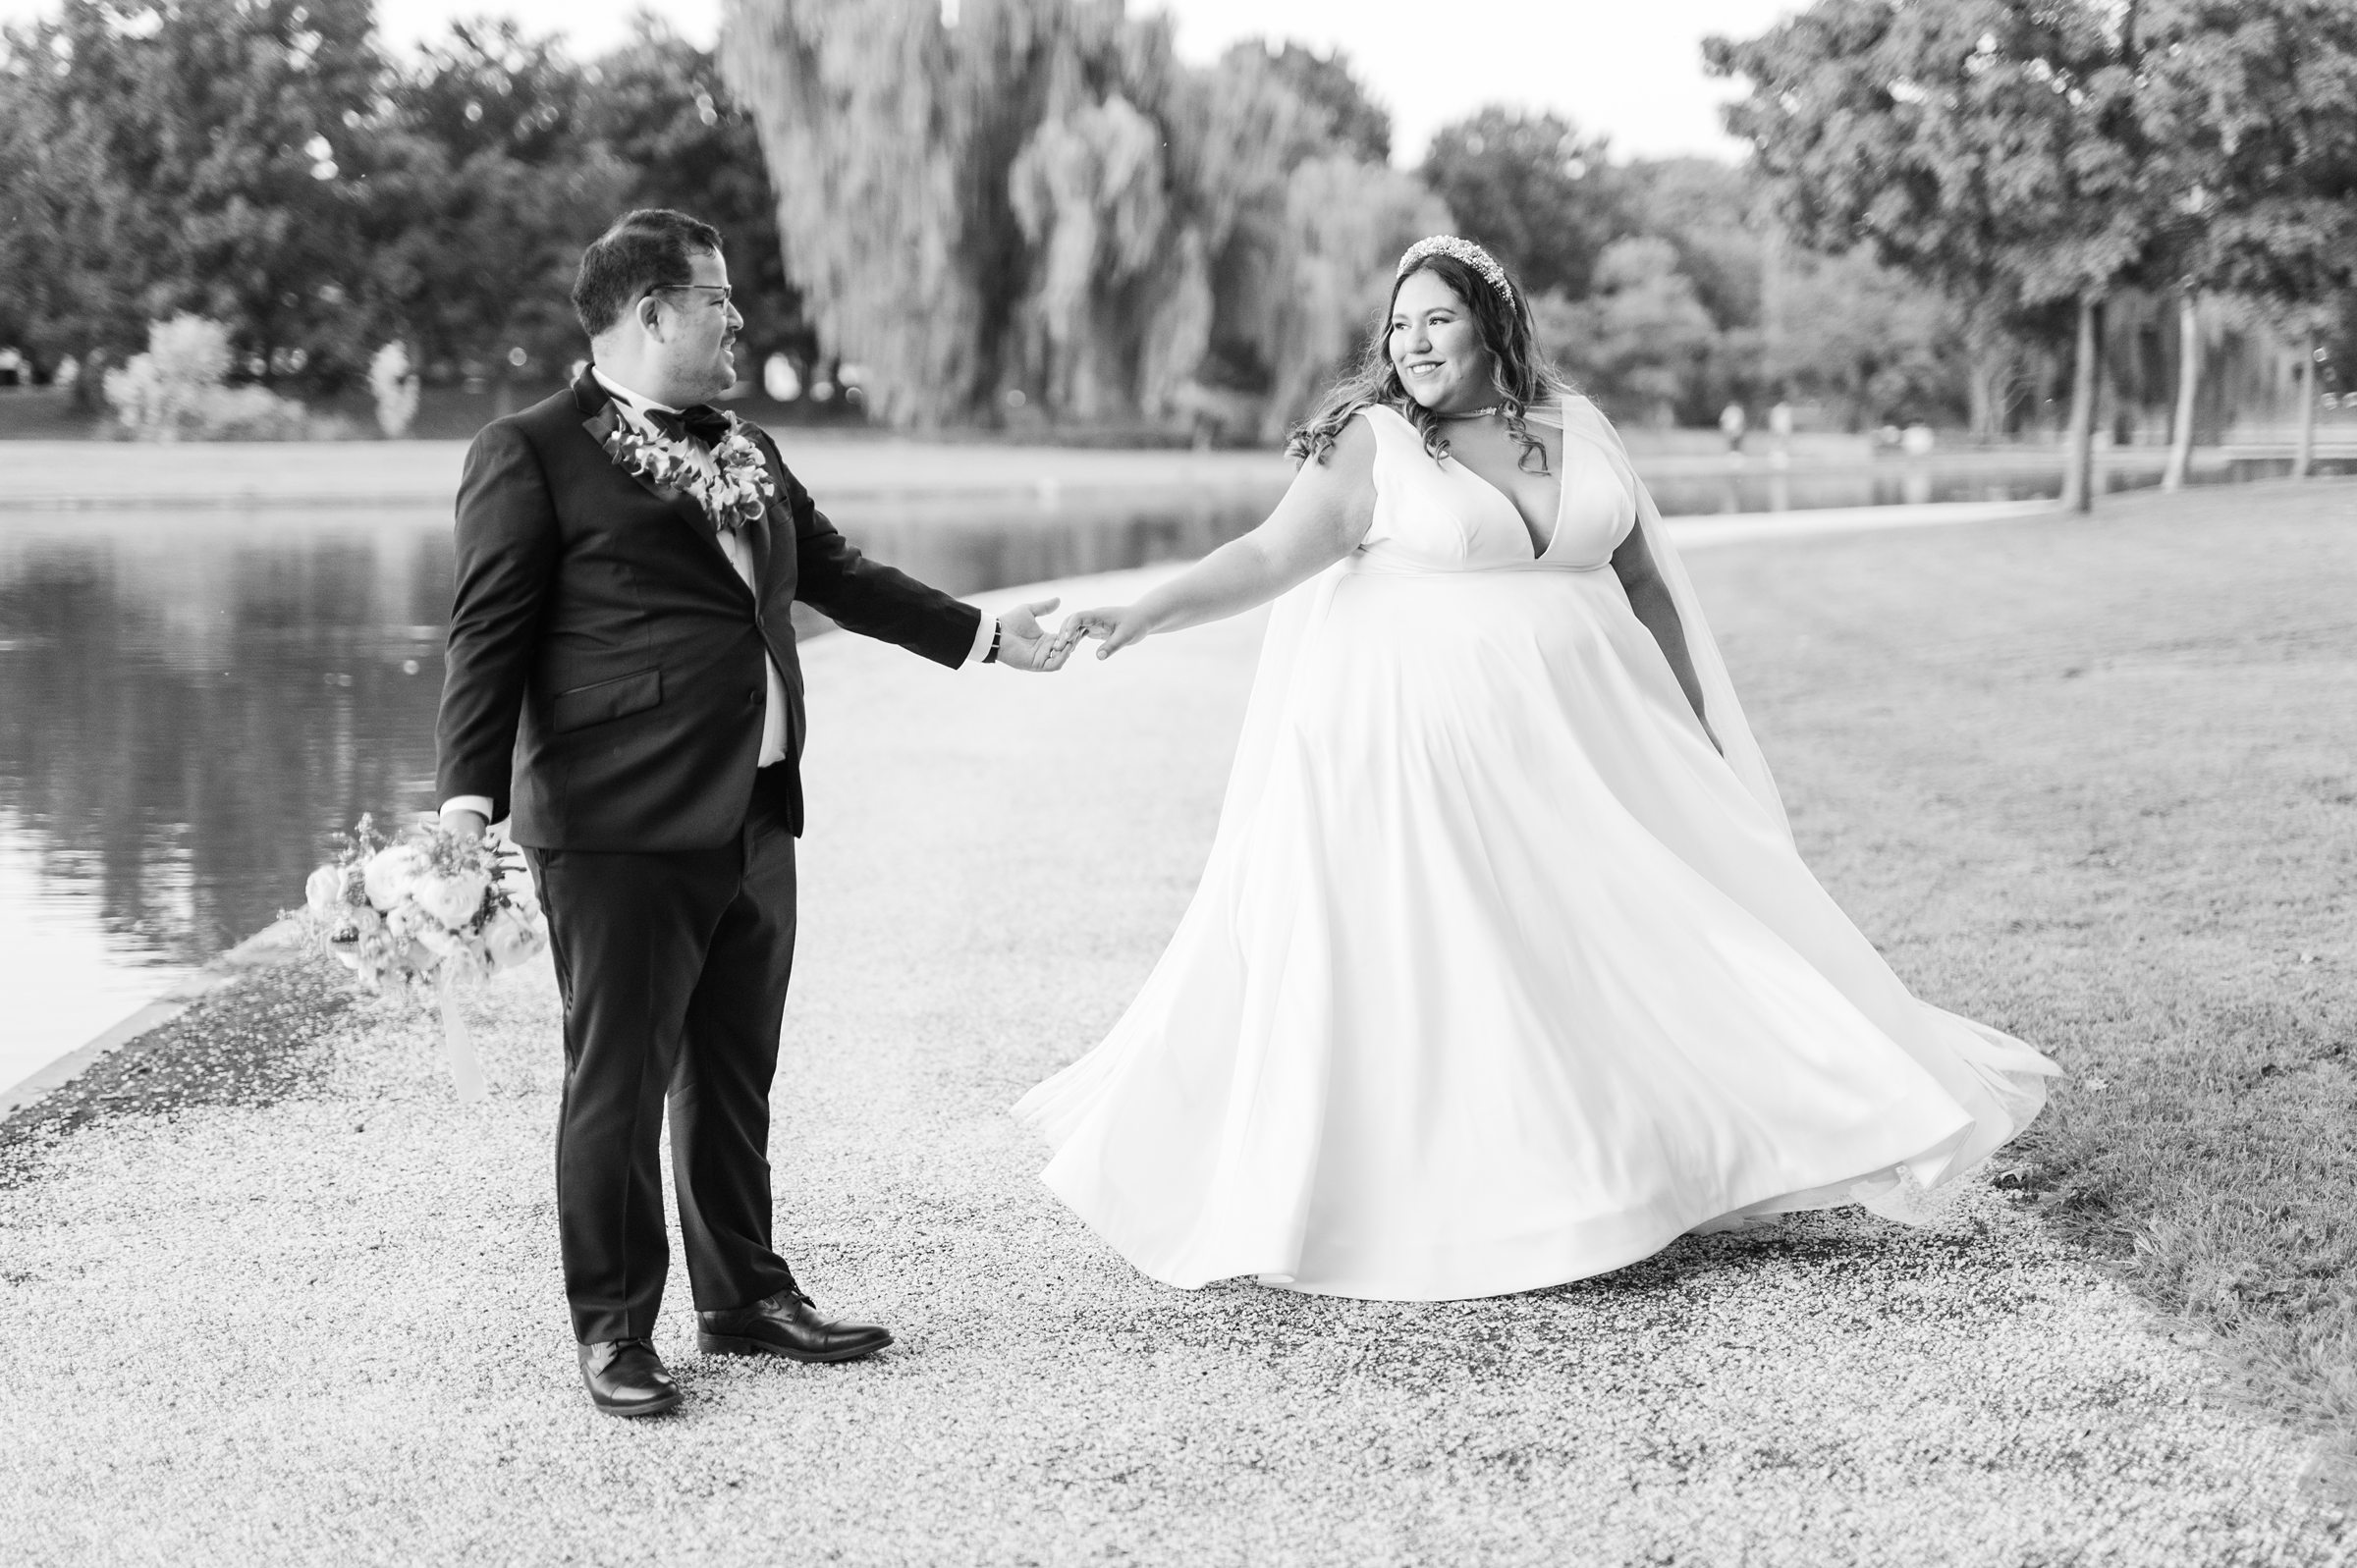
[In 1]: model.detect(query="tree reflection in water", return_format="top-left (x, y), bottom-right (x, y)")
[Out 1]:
top-left (0, 487), bottom-right (1272, 1070)
top-left (0, 512), bottom-right (455, 969)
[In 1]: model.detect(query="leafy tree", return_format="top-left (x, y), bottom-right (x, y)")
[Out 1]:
top-left (1535, 237), bottom-right (1719, 426)
top-left (720, 0), bottom-right (1418, 430)
top-left (0, 0), bottom-right (384, 396)
top-left (1711, 0), bottom-right (2157, 510)
top-left (1258, 154), bottom-right (1450, 439)
top-left (1615, 158), bottom-right (1764, 338)
top-left (359, 21), bottom-right (630, 400)
top-left (1009, 87), bottom-right (1170, 418)
top-left (1768, 245), bottom-right (1966, 426)
top-left (2133, 0), bottom-right (2357, 485)
top-left (1257, 39), bottom-right (1390, 165)
top-left (581, 17), bottom-right (807, 371)
top-left (1154, 41), bottom-right (1357, 407)
top-left (0, 29), bottom-right (115, 388)
top-left (724, 0), bottom-right (1062, 426)
top-left (1420, 107), bottom-right (1621, 300)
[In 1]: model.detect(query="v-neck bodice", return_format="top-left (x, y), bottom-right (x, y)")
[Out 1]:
top-left (1355, 402), bottom-right (1635, 573)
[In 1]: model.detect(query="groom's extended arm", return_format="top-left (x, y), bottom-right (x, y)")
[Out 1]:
top-left (759, 435), bottom-right (985, 667)
top-left (435, 422), bottom-right (560, 827)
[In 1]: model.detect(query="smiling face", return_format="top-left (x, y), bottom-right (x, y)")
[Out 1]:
top-left (1388, 268), bottom-right (1493, 414)
top-left (637, 247), bottom-right (742, 405)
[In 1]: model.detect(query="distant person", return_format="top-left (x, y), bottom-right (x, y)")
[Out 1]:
top-left (1021, 235), bottom-right (2056, 1301)
top-left (432, 208), bottom-right (1073, 1419)
top-left (1719, 399), bottom-right (1748, 452)
top-left (1768, 400), bottom-right (1796, 467)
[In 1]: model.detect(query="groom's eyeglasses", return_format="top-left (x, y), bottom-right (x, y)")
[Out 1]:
top-left (653, 284), bottom-right (735, 312)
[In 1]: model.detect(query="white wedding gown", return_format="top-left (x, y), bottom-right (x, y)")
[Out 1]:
top-left (1014, 397), bottom-right (2056, 1301)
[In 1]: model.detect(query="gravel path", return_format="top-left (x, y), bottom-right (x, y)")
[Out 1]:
top-left (3, 554), bottom-right (2348, 1566)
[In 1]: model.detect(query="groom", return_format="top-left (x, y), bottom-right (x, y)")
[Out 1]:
top-left (434, 208), bottom-right (1069, 1419)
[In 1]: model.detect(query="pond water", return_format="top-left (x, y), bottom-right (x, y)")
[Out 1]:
top-left (0, 489), bottom-right (1271, 1090)
top-left (0, 452), bottom-right (2334, 1089)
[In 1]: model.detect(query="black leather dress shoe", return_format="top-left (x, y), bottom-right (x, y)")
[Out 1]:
top-left (698, 1287), bottom-right (894, 1363)
top-left (577, 1337), bottom-right (683, 1418)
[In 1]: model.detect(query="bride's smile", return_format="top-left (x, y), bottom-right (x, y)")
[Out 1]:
top-left (1389, 270), bottom-right (1492, 413)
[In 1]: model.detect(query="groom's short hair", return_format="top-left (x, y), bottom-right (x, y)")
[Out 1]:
top-left (573, 209), bottom-right (725, 338)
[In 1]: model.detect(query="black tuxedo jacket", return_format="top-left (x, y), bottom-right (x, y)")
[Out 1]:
top-left (434, 369), bottom-right (982, 849)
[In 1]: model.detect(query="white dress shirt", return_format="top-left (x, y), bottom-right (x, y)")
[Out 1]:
top-left (440, 369), bottom-right (996, 827)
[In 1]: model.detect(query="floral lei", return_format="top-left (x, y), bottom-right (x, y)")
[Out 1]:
top-left (598, 408), bottom-right (775, 534)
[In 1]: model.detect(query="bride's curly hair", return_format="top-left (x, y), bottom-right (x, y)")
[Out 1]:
top-left (1285, 249), bottom-right (1575, 472)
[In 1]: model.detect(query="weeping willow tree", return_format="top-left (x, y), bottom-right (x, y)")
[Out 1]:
top-left (720, 0), bottom-right (986, 425)
top-left (719, 0), bottom-right (1440, 431)
top-left (1009, 85), bottom-right (1173, 418)
top-left (1257, 157), bottom-right (1450, 440)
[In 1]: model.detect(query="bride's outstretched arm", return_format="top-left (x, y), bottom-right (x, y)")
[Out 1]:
top-left (1064, 417), bottom-right (1377, 657)
top-left (1610, 519), bottom-right (1723, 753)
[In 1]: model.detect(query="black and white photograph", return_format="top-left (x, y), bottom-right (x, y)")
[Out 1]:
top-left (1, 0), bottom-right (2352, 1560)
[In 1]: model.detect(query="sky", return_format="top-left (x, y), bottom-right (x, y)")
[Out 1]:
top-left (0, 0), bottom-right (1800, 163)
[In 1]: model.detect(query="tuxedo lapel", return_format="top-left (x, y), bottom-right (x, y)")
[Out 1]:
top-left (751, 444), bottom-right (790, 597)
top-left (581, 402), bottom-right (691, 510)
top-left (576, 372), bottom-right (753, 604)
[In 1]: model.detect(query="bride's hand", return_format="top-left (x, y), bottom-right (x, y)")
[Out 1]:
top-left (1066, 604), bottom-right (1153, 658)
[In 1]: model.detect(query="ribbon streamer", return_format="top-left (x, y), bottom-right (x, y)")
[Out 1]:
top-left (434, 962), bottom-right (488, 1104)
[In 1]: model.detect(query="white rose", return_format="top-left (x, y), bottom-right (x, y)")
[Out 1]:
top-left (481, 904), bottom-right (546, 972)
top-left (304, 865), bottom-right (346, 919)
top-left (414, 867), bottom-right (491, 931)
top-left (362, 843), bottom-right (430, 910)
top-left (326, 902), bottom-right (382, 947)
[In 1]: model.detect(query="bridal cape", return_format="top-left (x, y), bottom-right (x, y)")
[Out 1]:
top-left (1014, 397), bottom-right (2056, 1301)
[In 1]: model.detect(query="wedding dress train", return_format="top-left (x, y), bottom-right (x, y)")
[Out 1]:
top-left (1014, 398), bottom-right (2056, 1301)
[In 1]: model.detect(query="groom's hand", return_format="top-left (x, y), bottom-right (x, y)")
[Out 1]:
top-left (443, 809), bottom-right (489, 843)
top-left (994, 598), bottom-right (1075, 673)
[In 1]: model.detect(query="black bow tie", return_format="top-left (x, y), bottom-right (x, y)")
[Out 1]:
top-left (645, 404), bottom-right (731, 448)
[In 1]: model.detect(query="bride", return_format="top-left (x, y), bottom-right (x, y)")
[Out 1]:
top-left (1015, 236), bottom-right (2056, 1301)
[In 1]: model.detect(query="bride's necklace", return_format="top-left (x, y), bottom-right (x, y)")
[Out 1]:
top-left (1435, 404), bottom-right (1505, 420)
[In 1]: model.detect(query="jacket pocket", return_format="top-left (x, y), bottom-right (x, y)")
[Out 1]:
top-left (549, 668), bottom-right (662, 733)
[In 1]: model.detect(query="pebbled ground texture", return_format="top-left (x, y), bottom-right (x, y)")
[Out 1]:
top-left (2, 523), bottom-right (2349, 1565)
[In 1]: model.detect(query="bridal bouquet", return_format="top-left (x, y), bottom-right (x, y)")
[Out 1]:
top-left (300, 815), bottom-right (546, 1101)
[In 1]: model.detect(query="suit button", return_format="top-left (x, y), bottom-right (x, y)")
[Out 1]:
top-left (747, 687), bottom-right (762, 706)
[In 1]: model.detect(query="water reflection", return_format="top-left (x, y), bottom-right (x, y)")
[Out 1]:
top-left (0, 453), bottom-right (2333, 1083)
top-left (0, 490), bottom-right (1274, 1082)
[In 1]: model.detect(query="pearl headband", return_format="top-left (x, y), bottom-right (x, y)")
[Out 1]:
top-left (1397, 235), bottom-right (1513, 307)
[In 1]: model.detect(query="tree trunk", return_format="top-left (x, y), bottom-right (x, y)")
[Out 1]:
top-left (2060, 294), bottom-right (2102, 514)
top-left (2295, 337), bottom-right (2317, 480)
top-left (1967, 354), bottom-right (1996, 442)
top-left (1965, 319), bottom-right (2011, 442)
top-left (2162, 291), bottom-right (2199, 492)
top-left (70, 349), bottom-right (107, 412)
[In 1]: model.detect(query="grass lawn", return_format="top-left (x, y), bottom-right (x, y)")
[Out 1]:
top-left (1695, 479), bottom-right (2357, 1487)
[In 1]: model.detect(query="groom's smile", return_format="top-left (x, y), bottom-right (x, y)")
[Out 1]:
top-left (642, 247), bottom-right (744, 405)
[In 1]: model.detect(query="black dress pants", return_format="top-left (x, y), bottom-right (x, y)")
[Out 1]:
top-left (524, 766), bottom-right (801, 1344)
